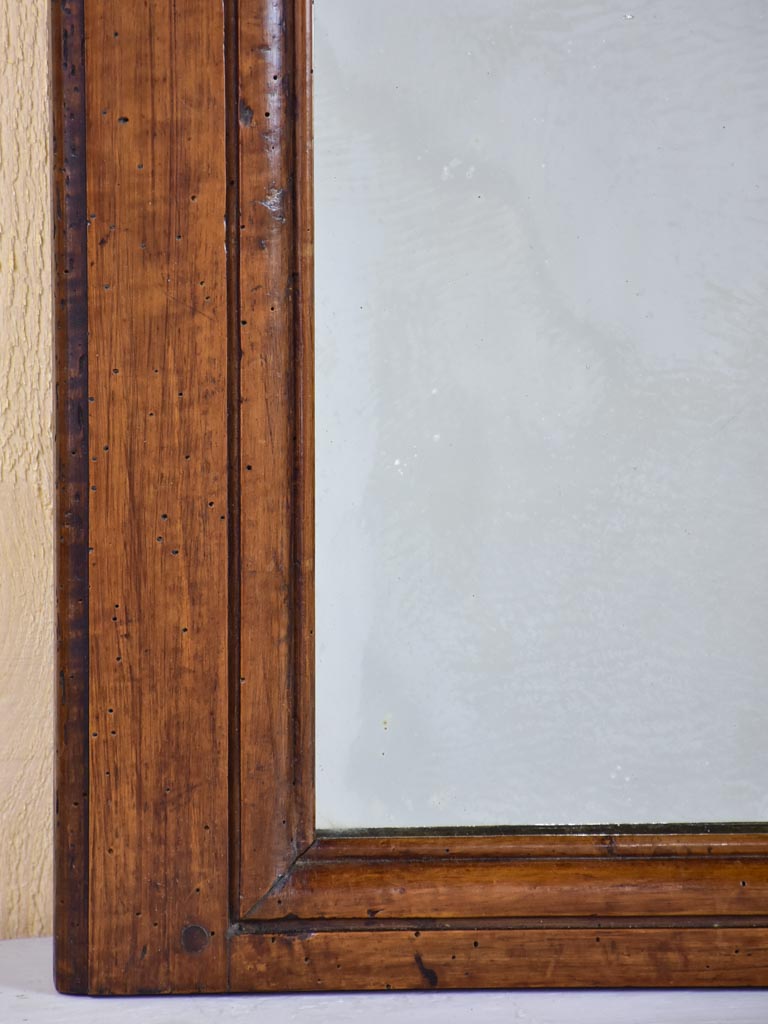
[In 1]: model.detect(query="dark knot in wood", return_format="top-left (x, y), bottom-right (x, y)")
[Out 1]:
top-left (181, 924), bottom-right (210, 954)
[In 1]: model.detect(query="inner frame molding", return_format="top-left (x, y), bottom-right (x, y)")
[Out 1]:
top-left (53, 0), bottom-right (768, 994)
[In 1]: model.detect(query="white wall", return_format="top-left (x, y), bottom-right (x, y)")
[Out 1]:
top-left (0, 1), bottom-right (53, 938)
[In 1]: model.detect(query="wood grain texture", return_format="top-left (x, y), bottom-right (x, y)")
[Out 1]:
top-left (237, 0), bottom-right (314, 912)
top-left (311, 831), bottom-right (768, 861)
top-left (246, 849), bottom-right (768, 921)
top-left (52, 0), bottom-right (89, 994)
top-left (54, 0), bottom-right (768, 994)
top-left (229, 926), bottom-right (768, 990)
top-left (84, 0), bottom-right (230, 994)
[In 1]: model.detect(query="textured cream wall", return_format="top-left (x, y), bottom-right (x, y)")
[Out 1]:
top-left (0, 1), bottom-right (53, 938)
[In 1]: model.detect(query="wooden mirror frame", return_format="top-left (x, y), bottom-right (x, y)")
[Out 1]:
top-left (53, 0), bottom-right (768, 994)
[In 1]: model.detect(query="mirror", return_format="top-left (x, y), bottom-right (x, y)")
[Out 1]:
top-left (314, 0), bottom-right (768, 828)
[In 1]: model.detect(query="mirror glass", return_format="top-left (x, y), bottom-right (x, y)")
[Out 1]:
top-left (314, 0), bottom-right (768, 827)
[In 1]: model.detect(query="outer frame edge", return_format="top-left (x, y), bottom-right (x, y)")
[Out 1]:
top-left (228, 925), bottom-right (768, 991)
top-left (51, 0), bottom-right (90, 996)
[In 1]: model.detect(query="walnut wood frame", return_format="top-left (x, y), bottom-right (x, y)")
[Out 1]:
top-left (53, 0), bottom-right (768, 995)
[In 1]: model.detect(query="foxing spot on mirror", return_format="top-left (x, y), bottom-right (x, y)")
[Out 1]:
top-left (314, 0), bottom-right (768, 828)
